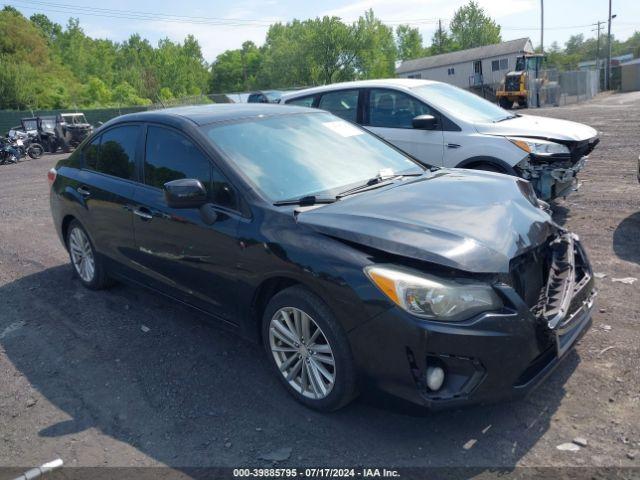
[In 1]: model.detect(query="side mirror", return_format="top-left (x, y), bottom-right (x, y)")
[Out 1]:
top-left (164, 178), bottom-right (207, 209)
top-left (412, 114), bottom-right (438, 130)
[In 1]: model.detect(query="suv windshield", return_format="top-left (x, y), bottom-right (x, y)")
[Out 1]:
top-left (62, 114), bottom-right (88, 124)
top-left (41, 118), bottom-right (55, 130)
top-left (204, 112), bottom-right (423, 202)
top-left (412, 83), bottom-right (514, 123)
top-left (22, 119), bottom-right (37, 131)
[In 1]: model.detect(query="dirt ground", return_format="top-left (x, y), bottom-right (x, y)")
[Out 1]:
top-left (0, 92), bottom-right (639, 477)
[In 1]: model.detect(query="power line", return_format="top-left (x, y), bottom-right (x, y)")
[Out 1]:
top-left (6, 1), bottom-right (639, 35)
top-left (9, 0), bottom-right (441, 26)
top-left (10, 0), bottom-right (274, 24)
top-left (6, 1), bottom-right (275, 26)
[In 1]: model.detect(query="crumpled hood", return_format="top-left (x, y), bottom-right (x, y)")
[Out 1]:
top-left (475, 114), bottom-right (598, 142)
top-left (297, 170), bottom-right (557, 273)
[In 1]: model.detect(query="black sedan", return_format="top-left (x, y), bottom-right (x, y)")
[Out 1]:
top-left (49, 104), bottom-right (596, 411)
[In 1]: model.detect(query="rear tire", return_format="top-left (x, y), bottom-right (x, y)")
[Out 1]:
top-left (262, 286), bottom-right (358, 411)
top-left (66, 220), bottom-right (113, 290)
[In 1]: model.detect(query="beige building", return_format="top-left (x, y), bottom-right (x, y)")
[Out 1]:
top-left (396, 38), bottom-right (535, 91)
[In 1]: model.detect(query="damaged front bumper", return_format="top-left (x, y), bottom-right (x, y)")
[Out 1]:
top-left (516, 156), bottom-right (585, 201)
top-left (348, 234), bottom-right (596, 409)
top-left (515, 136), bottom-right (599, 201)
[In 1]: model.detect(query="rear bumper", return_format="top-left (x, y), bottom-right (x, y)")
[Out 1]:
top-left (348, 236), bottom-right (595, 409)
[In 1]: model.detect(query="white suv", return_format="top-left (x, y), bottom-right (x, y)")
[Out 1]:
top-left (281, 79), bottom-right (599, 201)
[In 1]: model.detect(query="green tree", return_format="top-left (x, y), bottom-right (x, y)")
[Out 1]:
top-left (112, 81), bottom-right (150, 106)
top-left (0, 7), bottom-right (77, 109)
top-left (396, 25), bottom-right (424, 60)
top-left (430, 21), bottom-right (455, 54)
top-left (259, 20), bottom-right (312, 87)
top-left (449, 1), bottom-right (501, 50)
top-left (307, 16), bottom-right (360, 83)
top-left (353, 10), bottom-right (397, 79)
top-left (210, 40), bottom-right (263, 92)
top-left (29, 13), bottom-right (62, 44)
top-left (82, 76), bottom-right (111, 105)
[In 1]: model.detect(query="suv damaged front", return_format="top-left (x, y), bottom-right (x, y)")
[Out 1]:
top-left (474, 113), bottom-right (599, 201)
top-left (296, 169), bottom-right (597, 408)
top-left (509, 135), bottom-right (600, 200)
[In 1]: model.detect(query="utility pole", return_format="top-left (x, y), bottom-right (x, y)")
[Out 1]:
top-left (606, 0), bottom-right (612, 90)
top-left (594, 21), bottom-right (602, 88)
top-left (540, 0), bottom-right (544, 53)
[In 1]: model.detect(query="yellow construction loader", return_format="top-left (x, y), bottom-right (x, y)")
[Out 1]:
top-left (496, 54), bottom-right (559, 109)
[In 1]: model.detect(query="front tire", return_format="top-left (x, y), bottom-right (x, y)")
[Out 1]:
top-left (498, 97), bottom-right (513, 109)
top-left (66, 220), bottom-right (112, 290)
top-left (27, 143), bottom-right (44, 159)
top-left (262, 286), bottom-right (358, 411)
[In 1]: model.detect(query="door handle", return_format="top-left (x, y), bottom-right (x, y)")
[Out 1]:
top-left (77, 186), bottom-right (91, 197)
top-left (446, 143), bottom-right (461, 149)
top-left (133, 207), bottom-right (153, 220)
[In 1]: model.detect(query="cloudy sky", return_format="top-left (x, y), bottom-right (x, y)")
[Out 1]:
top-left (7, 0), bottom-right (640, 62)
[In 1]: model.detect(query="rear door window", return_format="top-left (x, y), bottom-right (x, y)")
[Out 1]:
top-left (83, 125), bottom-right (139, 180)
top-left (317, 90), bottom-right (359, 123)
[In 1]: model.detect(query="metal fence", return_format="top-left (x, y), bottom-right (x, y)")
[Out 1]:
top-left (529, 69), bottom-right (600, 108)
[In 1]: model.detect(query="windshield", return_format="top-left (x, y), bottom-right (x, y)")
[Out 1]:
top-left (41, 118), bottom-right (55, 130)
top-left (412, 83), bottom-right (513, 123)
top-left (204, 112), bottom-right (423, 202)
top-left (62, 114), bottom-right (87, 124)
top-left (22, 120), bottom-right (37, 130)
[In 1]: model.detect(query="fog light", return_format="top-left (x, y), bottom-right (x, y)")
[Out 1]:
top-left (426, 366), bottom-right (445, 391)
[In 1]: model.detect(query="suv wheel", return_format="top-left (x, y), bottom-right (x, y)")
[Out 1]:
top-left (66, 220), bottom-right (112, 290)
top-left (262, 286), bottom-right (358, 411)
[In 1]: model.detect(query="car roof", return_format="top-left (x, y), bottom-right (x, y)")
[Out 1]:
top-left (280, 78), bottom-right (440, 100)
top-left (107, 103), bottom-right (319, 128)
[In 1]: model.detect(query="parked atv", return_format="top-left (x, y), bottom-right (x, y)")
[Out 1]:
top-left (58, 112), bottom-right (93, 151)
top-left (16, 114), bottom-right (93, 154)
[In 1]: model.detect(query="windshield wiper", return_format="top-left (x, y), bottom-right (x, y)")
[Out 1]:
top-left (273, 195), bottom-right (337, 206)
top-left (337, 173), bottom-right (423, 199)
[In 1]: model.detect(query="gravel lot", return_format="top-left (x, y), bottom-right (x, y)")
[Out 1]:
top-left (0, 92), bottom-right (639, 477)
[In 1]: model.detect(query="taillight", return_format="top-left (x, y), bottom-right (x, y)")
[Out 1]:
top-left (47, 168), bottom-right (57, 186)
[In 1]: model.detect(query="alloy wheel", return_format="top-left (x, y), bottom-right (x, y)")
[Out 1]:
top-left (269, 307), bottom-right (336, 399)
top-left (69, 227), bottom-right (96, 283)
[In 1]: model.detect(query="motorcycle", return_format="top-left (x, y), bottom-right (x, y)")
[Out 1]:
top-left (0, 138), bottom-right (20, 165)
top-left (7, 130), bottom-right (44, 159)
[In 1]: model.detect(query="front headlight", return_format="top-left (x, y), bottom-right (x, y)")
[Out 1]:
top-left (508, 137), bottom-right (570, 156)
top-left (364, 265), bottom-right (503, 322)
